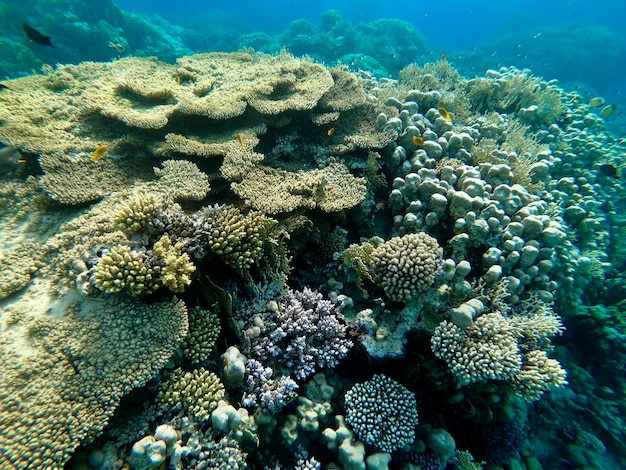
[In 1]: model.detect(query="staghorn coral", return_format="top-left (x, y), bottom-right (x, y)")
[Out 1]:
top-left (157, 368), bottom-right (225, 422)
top-left (92, 245), bottom-right (158, 296)
top-left (431, 312), bottom-right (522, 386)
top-left (369, 232), bottom-right (443, 302)
top-left (344, 374), bottom-right (419, 453)
top-left (182, 307), bottom-right (221, 365)
top-left (151, 234), bottom-right (196, 293)
top-left (0, 290), bottom-right (188, 470)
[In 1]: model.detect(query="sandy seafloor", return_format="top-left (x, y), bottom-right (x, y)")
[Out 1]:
top-left (1, 1), bottom-right (626, 469)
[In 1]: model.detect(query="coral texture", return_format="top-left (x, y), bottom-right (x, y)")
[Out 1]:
top-left (0, 293), bottom-right (188, 469)
top-left (344, 374), bottom-right (419, 453)
top-left (370, 232), bottom-right (443, 302)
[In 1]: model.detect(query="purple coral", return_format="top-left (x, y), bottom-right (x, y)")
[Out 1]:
top-left (242, 358), bottom-right (299, 414)
top-left (252, 288), bottom-right (353, 381)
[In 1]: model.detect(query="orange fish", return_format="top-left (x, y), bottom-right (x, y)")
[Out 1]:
top-left (438, 107), bottom-right (452, 122)
top-left (327, 127), bottom-right (335, 136)
top-left (236, 133), bottom-right (246, 151)
top-left (90, 144), bottom-right (108, 161)
top-left (412, 135), bottom-right (424, 146)
top-left (441, 53), bottom-right (447, 62)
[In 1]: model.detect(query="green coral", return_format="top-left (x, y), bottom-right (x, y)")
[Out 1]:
top-left (203, 205), bottom-right (276, 271)
top-left (152, 235), bottom-right (196, 293)
top-left (157, 367), bottom-right (225, 422)
top-left (182, 307), bottom-right (221, 364)
top-left (112, 192), bottom-right (167, 234)
top-left (341, 239), bottom-right (378, 297)
top-left (92, 245), bottom-right (158, 296)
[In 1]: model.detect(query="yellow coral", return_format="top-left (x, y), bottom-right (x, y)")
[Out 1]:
top-left (152, 235), bottom-right (196, 293)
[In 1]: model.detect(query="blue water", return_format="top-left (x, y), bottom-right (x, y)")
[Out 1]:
top-left (112, 0), bottom-right (626, 126)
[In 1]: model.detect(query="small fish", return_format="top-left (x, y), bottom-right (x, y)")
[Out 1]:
top-left (175, 76), bottom-right (181, 85)
top-left (412, 135), bottom-right (424, 146)
top-left (327, 127), bottom-right (335, 136)
top-left (598, 163), bottom-right (620, 178)
top-left (0, 145), bottom-right (22, 174)
top-left (236, 133), bottom-right (246, 151)
top-left (441, 53), bottom-right (447, 62)
top-left (90, 144), bottom-right (108, 161)
top-left (600, 104), bottom-right (616, 118)
top-left (438, 107), bottom-right (452, 122)
top-left (23, 23), bottom-right (53, 47)
top-left (0, 83), bottom-right (9, 91)
top-left (108, 41), bottom-right (125, 53)
top-left (588, 97), bottom-right (606, 107)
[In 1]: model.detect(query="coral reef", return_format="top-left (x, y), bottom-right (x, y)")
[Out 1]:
top-left (369, 232), bottom-right (443, 302)
top-left (157, 368), bottom-right (225, 422)
top-left (344, 374), bottom-right (419, 453)
top-left (0, 290), bottom-right (188, 469)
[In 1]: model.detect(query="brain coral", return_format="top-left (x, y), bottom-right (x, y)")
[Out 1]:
top-left (0, 290), bottom-right (188, 469)
top-left (370, 232), bottom-right (443, 302)
top-left (344, 374), bottom-right (419, 453)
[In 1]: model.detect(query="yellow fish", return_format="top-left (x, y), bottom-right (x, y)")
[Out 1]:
top-left (327, 127), bottom-right (335, 136)
top-left (600, 104), bottom-right (616, 118)
top-left (90, 144), bottom-right (108, 161)
top-left (236, 133), bottom-right (246, 151)
top-left (438, 107), bottom-right (452, 122)
top-left (412, 135), bottom-right (424, 146)
top-left (588, 97), bottom-right (606, 107)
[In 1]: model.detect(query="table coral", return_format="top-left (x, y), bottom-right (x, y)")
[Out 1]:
top-left (0, 291), bottom-right (188, 469)
top-left (369, 232), bottom-right (443, 302)
top-left (344, 374), bottom-right (419, 453)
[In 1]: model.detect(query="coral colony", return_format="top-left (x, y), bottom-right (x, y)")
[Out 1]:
top-left (0, 35), bottom-right (624, 470)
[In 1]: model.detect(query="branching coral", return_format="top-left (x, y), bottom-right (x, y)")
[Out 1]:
top-left (92, 245), bottom-right (158, 296)
top-left (112, 192), bottom-right (168, 234)
top-left (151, 234), bottom-right (196, 293)
top-left (182, 307), bottom-right (221, 365)
top-left (157, 368), bottom-right (225, 422)
top-left (246, 288), bottom-right (353, 381)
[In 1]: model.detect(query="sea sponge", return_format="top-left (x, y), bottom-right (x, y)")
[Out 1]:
top-left (92, 245), bottom-right (158, 296)
top-left (369, 232), bottom-right (443, 302)
top-left (344, 374), bottom-right (419, 453)
top-left (157, 368), bottom-right (225, 422)
top-left (151, 235), bottom-right (196, 293)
